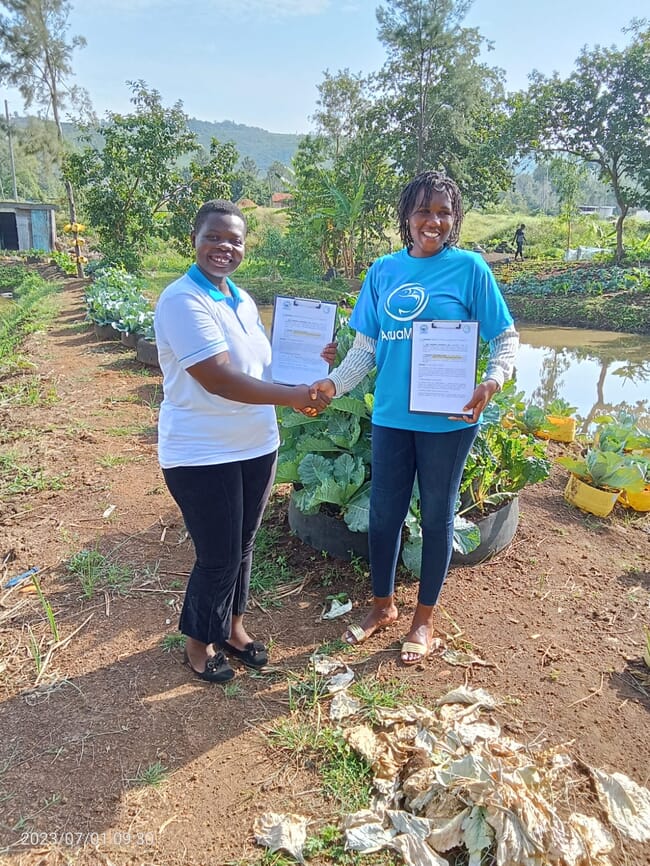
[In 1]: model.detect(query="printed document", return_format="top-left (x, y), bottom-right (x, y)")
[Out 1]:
top-left (270, 296), bottom-right (337, 385)
top-left (409, 320), bottom-right (479, 416)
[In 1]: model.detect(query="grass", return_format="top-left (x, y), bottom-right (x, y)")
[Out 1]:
top-left (66, 548), bottom-right (134, 598)
top-left (316, 638), bottom-right (353, 657)
top-left (0, 377), bottom-right (58, 407)
top-left (0, 452), bottom-right (65, 495)
top-left (32, 575), bottom-right (60, 643)
top-left (249, 524), bottom-right (297, 601)
top-left (106, 424), bottom-right (149, 437)
top-left (222, 681), bottom-right (243, 698)
top-left (268, 719), bottom-right (372, 813)
top-left (286, 668), bottom-right (329, 712)
top-left (161, 632), bottom-right (186, 652)
top-left (97, 454), bottom-right (130, 468)
top-left (0, 272), bottom-right (61, 368)
top-left (349, 675), bottom-right (410, 723)
top-left (128, 760), bottom-right (169, 788)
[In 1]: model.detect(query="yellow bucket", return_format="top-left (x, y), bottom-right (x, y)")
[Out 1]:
top-left (618, 486), bottom-right (650, 512)
top-left (537, 416), bottom-right (576, 443)
top-left (564, 475), bottom-right (619, 517)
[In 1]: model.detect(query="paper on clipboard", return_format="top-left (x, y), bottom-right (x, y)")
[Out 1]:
top-left (270, 295), bottom-right (337, 385)
top-left (409, 320), bottom-right (480, 416)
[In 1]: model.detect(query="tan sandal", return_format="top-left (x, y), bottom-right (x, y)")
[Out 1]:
top-left (400, 640), bottom-right (430, 666)
top-left (342, 623), bottom-right (367, 645)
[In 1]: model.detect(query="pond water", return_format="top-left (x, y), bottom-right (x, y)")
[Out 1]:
top-left (258, 306), bottom-right (649, 432)
top-left (515, 325), bottom-right (650, 434)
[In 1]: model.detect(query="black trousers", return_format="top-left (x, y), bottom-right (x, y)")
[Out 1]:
top-left (163, 450), bottom-right (277, 646)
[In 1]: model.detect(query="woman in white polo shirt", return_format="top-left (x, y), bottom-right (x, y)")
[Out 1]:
top-left (155, 200), bottom-right (332, 683)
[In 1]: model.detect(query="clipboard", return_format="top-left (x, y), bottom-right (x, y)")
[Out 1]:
top-left (270, 295), bottom-right (338, 385)
top-left (409, 320), bottom-right (480, 416)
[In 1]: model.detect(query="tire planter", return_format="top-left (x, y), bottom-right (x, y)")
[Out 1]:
top-left (136, 337), bottom-right (160, 369)
top-left (288, 496), bottom-right (519, 567)
top-left (121, 331), bottom-right (139, 349)
top-left (451, 497), bottom-right (519, 566)
top-left (288, 497), bottom-right (369, 562)
top-left (564, 475), bottom-right (619, 517)
top-left (93, 323), bottom-right (121, 341)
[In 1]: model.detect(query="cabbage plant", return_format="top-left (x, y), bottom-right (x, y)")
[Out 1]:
top-left (277, 315), bottom-right (552, 570)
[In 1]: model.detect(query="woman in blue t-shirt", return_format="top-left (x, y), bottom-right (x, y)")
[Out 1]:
top-left (311, 171), bottom-right (519, 665)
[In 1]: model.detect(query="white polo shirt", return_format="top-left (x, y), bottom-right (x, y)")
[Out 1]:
top-left (154, 267), bottom-right (279, 468)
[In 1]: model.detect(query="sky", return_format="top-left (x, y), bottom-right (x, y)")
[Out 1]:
top-left (3, 0), bottom-right (648, 134)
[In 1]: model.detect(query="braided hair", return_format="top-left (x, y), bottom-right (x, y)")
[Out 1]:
top-left (194, 199), bottom-right (247, 235)
top-left (398, 171), bottom-right (463, 250)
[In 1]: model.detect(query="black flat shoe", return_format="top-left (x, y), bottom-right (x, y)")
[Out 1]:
top-left (184, 649), bottom-right (234, 683)
top-left (222, 640), bottom-right (268, 669)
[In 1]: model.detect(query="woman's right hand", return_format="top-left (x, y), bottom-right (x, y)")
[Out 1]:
top-left (289, 384), bottom-right (331, 415)
top-left (309, 378), bottom-right (336, 400)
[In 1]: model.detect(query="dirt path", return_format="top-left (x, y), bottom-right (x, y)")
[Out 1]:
top-left (0, 279), bottom-right (649, 866)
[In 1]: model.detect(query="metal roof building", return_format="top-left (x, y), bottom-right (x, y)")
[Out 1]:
top-left (0, 201), bottom-right (57, 252)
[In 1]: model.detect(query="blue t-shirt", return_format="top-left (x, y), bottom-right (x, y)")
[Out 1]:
top-left (349, 246), bottom-right (514, 433)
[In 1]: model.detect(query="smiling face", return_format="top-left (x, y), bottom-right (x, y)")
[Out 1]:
top-left (191, 211), bottom-right (246, 289)
top-left (407, 189), bottom-right (454, 258)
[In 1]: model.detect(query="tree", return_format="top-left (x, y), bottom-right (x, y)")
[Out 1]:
top-left (231, 155), bottom-right (265, 204)
top-left (522, 21), bottom-right (650, 262)
top-left (547, 156), bottom-right (587, 250)
top-left (0, 0), bottom-right (91, 273)
top-left (371, 0), bottom-right (514, 205)
top-left (0, 115), bottom-right (63, 200)
top-left (289, 131), bottom-right (397, 277)
top-left (63, 82), bottom-right (237, 270)
top-left (164, 138), bottom-right (238, 257)
top-left (311, 69), bottom-right (371, 157)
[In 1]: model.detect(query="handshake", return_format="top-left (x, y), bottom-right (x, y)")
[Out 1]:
top-left (291, 339), bottom-right (338, 417)
top-left (291, 378), bottom-right (336, 417)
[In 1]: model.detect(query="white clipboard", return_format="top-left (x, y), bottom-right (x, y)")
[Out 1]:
top-left (270, 295), bottom-right (338, 385)
top-left (409, 320), bottom-right (480, 416)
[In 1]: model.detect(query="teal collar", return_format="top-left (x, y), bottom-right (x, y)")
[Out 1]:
top-left (188, 264), bottom-right (241, 306)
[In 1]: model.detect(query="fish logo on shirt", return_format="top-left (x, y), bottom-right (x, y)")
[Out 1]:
top-left (384, 284), bottom-right (428, 322)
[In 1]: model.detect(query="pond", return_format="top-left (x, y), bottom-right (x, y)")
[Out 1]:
top-left (515, 325), bottom-right (650, 434)
top-left (258, 306), bottom-right (649, 432)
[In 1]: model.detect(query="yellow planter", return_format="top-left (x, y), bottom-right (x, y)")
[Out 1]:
top-left (537, 416), bottom-right (576, 443)
top-left (618, 486), bottom-right (650, 512)
top-left (564, 475), bottom-right (619, 517)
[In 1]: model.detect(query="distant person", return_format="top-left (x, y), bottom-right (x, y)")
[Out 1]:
top-left (154, 200), bottom-right (334, 683)
top-left (513, 224), bottom-right (526, 261)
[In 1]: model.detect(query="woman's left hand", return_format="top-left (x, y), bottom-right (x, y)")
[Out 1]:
top-left (448, 380), bottom-right (499, 424)
top-left (321, 341), bottom-right (337, 366)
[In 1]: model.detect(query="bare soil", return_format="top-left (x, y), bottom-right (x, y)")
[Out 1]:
top-left (0, 278), bottom-right (649, 866)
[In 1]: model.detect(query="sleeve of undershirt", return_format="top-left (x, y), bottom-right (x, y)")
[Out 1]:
top-left (328, 332), bottom-right (377, 396)
top-left (483, 324), bottom-right (519, 389)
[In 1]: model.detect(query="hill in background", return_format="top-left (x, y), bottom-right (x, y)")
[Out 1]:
top-left (11, 115), bottom-right (303, 173)
top-left (187, 119), bottom-right (302, 171)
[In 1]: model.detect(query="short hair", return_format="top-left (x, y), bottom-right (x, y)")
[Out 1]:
top-left (194, 200), bottom-right (246, 235)
top-left (397, 171), bottom-right (464, 249)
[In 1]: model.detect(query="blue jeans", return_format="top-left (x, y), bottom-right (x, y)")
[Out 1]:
top-left (163, 450), bottom-right (277, 646)
top-left (369, 424), bottom-right (477, 606)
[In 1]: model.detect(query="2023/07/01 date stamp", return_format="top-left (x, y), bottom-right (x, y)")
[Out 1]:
top-left (19, 830), bottom-right (156, 847)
